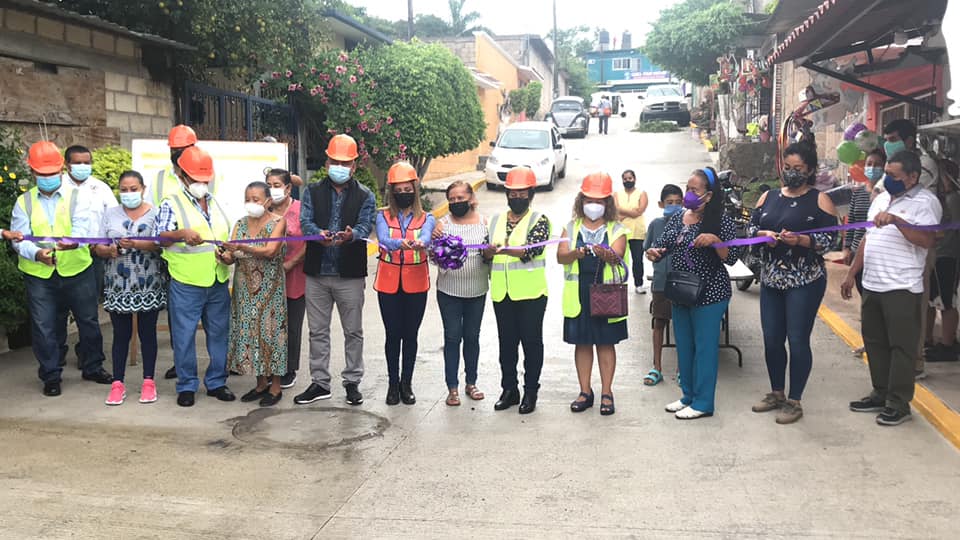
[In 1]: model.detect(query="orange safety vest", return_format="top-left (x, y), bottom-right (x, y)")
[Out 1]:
top-left (374, 211), bottom-right (430, 294)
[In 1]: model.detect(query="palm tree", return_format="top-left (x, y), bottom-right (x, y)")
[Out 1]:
top-left (448, 0), bottom-right (482, 36)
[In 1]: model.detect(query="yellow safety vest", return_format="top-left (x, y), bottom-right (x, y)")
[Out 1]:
top-left (562, 219), bottom-right (630, 323)
top-left (489, 210), bottom-right (550, 302)
top-left (16, 187), bottom-right (92, 279)
top-left (160, 189), bottom-right (231, 287)
top-left (153, 168), bottom-right (218, 207)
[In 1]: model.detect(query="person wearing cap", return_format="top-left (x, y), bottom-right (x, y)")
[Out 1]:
top-left (11, 141), bottom-right (113, 397)
top-left (557, 173), bottom-right (629, 416)
top-left (374, 162), bottom-right (436, 406)
top-left (155, 145), bottom-right (236, 407)
top-left (485, 166), bottom-right (552, 414)
top-left (152, 125), bottom-right (199, 208)
top-left (295, 134), bottom-right (376, 407)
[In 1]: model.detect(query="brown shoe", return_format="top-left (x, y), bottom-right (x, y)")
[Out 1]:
top-left (751, 392), bottom-right (785, 413)
top-left (445, 389), bottom-right (461, 406)
top-left (776, 400), bottom-right (803, 424)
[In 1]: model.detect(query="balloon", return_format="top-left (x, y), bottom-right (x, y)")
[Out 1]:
top-left (844, 122), bottom-right (867, 141)
top-left (850, 160), bottom-right (869, 183)
top-left (855, 129), bottom-right (880, 152)
top-left (837, 140), bottom-right (863, 165)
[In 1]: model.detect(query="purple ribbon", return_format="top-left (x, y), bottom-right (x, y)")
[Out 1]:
top-left (709, 220), bottom-right (960, 248)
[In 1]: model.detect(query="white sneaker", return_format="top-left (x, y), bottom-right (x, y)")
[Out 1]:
top-left (675, 407), bottom-right (713, 420)
top-left (664, 399), bottom-right (686, 413)
top-left (635, 286), bottom-right (647, 295)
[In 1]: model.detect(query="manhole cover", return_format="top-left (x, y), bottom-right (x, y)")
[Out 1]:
top-left (232, 407), bottom-right (390, 450)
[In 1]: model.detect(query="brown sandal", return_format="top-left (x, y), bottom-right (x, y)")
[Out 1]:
top-left (446, 389), bottom-right (461, 406)
top-left (465, 385), bottom-right (485, 400)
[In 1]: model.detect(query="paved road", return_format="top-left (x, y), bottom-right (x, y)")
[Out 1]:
top-left (2, 116), bottom-right (960, 539)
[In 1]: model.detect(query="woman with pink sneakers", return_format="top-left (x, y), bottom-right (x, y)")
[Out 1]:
top-left (95, 171), bottom-right (168, 405)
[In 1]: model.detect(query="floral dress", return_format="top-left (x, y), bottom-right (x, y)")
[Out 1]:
top-left (101, 206), bottom-right (167, 313)
top-left (227, 216), bottom-right (287, 377)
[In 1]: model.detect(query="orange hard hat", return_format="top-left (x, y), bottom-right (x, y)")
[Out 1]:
top-left (167, 124), bottom-right (198, 149)
top-left (177, 146), bottom-right (214, 182)
top-left (27, 141), bottom-right (64, 175)
top-left (580, 172), bottom-right (613, 198)
top-left (504, 167), bottom-right (537, 190)
top-left (387, 161), bottom-right (418, 184)
top-left (326, 134), bottom-right (359, 161)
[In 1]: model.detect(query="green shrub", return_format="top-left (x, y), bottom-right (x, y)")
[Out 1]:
top-left (91, 145), bottom-right (132, 193)
top-left (309, 167), bottom-right (383, 206)
top-left (632, 121), bottom-right (681, 133)
top-left (0, 127), bottom-right (30, 332)
top-left (524, 81), bottom-right (543, 119)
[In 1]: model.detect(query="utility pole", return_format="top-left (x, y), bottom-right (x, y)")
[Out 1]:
top-left (407, 0), bottom-right (414, 40)
top-left (552, 0), bottom-right (559, 98)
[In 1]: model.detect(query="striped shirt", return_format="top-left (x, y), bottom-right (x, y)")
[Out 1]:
top-left (845, 185), bottom-right (872, 253)
top-left (863, 186), bottom-right (942, 294)
top-left (436, 215), bottom-right (490, 298)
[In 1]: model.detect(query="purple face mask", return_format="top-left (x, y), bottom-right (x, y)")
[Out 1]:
top-left (683, 190), bottom-right (706, 210)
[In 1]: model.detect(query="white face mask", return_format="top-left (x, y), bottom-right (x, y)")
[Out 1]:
top-left (269, 187), bottom-right (287, 203)
top-left (583, 202), bottom-right (606, 221)
top-left (187, 182), bottom-right (209, 199)
top-left (245, 202), bottom-right (266, 218)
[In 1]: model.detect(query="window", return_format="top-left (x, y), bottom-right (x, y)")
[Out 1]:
top-left (498, 130), bottom-right (550, 150)
top-left (612, 58), bottom-right (631, 71)
top-left (878, 91), bottom-right (938, 131)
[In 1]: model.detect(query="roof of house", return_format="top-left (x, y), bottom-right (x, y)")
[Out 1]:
top-left (322, 10), bottom-right (393, 45)
top-left (2, 0), bottom-right (194, 50)
top-left (494, 34), bottom-right (556, 64)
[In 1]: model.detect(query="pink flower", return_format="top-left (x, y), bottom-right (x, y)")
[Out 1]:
top-left (296, 83), bottom-right (303, 90)
top-left (339, 52), bottom-right (349, 62)
top-left (271, 71), bottom-right (281, 79)
top-left (345, 127), bottom-right (351, 134)
top-left (310, 87), bottom-right (320, 96)
top-left (260, 81), bottom-right (268, 88)
top-left (399, 144), bottom-right (407, 152)
top-left (351, 101), bottom-right (358, 107)
top-left (357, 67), bottom-right (365, 76)
top-left (386, 117), bottom-right (394, 125)
top-left (358, 109), bottom-right (365, 116)
top-left (395, 130), bottom-right (401, 138)
top-left (328, 128), bottom-right (337, 134)
top-left (288, 84), bottom-right (298, 91)
top-left (360, 121), bottom-right (369, 131)
top-left (285, 70), bottom-right (293, 78)
top-left (310, 67), bottom-right (318, 74)
top-left (335, 65), bottom-right (347, 75)
top-left (350, 92), bottom-right (357, 98)
top-left (349, 75), bottom-right (357, 84)
top-left (335, 79), bottom-right (342, 86)
top-left (320, 97), bottom-right (329, 104)
top-left (327, 83), bottom-right (334, 89)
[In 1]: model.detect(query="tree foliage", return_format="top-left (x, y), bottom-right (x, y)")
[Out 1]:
top-left (0, 127), bottom-right (30, 332)
top-left (91, 146), bottom-right (132, 193)
top-left (643, 0), bottom-right (750, 85)
top-left (548, 26), bottom-right (594, 100)
top-left (508, 89), bottom-right (527, 115)
top-left (447, 0), bottom-right (482, 36)
top-left (524, 81), bottom-right (543, 118)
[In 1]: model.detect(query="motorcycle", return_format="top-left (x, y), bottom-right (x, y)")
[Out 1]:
top-left (717, 169), bottom-right (764, 291)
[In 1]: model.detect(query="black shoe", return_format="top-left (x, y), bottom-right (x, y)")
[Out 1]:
top-left (494, 388), bottom-right (520, 411)
top-left (164, 366), bottom-right (177, 380)
top-left (241, 386), bottom-right (270, 403)
top-left (599, 394), bottom-right (615, 416)
top-left (42, 381), bottom-right (61, 397)
top-left (399, 382), bottom-right (416, 405)
top-left (206, 386), bottom-right (236, 402)
top-left (849, 395), bottom-right (885, 413)
top-left (570, 391), bottom-right (594, 412)
top-left (386, 383), bottom-right (400, 405)
top-left (177, 391), bottom-right (195, 407)
top-left (876, 407), bottom-right (912, 426)
top-left (519, 390), bottom-right (538, 414)
top-left (259, 391), bottom-right (282, 407)
top-left (280, 372), bottom-right (297, 389)
top-left (345, 383), bottom-right (363, 406)
top-left (81, 368), bottom-right (113, 384)
top-left (926, 343), bottom-right (959, 363)
top-left (294, 382), bottom-right (331, 405)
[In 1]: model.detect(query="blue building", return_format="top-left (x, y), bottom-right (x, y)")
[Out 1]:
top-left (582, 49), bottom-right (672, 91)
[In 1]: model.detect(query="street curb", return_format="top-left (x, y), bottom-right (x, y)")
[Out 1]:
top-left (817, 305), bottom-right (960, 451)
top-left (366, 177), bottom-right (488, 257)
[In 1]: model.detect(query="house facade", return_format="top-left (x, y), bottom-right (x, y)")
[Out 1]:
top-left (493, 34), bottom-right (566, 114)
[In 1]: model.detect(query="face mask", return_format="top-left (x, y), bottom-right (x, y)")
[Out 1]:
top-left (448, 201), bottom-right (470, 217)
top-left (864, 166), bottom-right (884, 182)
top-left (269, 187), bottom-right (287, 203)
top-left (663, 204), bottom-right (681, 217)
top-left (69, 164), bottom-right (92, 182)
top-left (682, 190), bottom-right (706, 210)
top-left (883, 174), bottom-right (907, 197)
top-left (583, 202), bottom-right (606, 221)
top-left (783, 169), bottom-right (809, 188)
top-left (328, 165), bottom-right (352, 184)
top-left (245, 202), bottom-right (266, 218)
top-left (508, 197), bottom-right (530, 215)
top-left (36, 174), bottom-right (61, 192)
top-left (623, 181), bottom-right (636, 189)
top-left (394, 192), bottom-right (415, 209)
top-left (120, 192), bottom-right (142, 209)
top-left (187, 182), bottom-right (208, 199)
top-left (884, 140), bottom-right (907, 159)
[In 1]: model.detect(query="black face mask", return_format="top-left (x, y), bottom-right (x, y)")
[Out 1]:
top-left (394, 192), bottom-right (416, 209)
top-left (448, 201), bottom-right (470, 217)
top-left (508, 197), bottom-right (530, 215)
top-left (783, 170), bottom-right (809, 189)
top-left (623, 181), bottom-right (636, 189)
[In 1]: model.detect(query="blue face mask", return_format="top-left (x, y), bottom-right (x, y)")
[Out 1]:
top-left (864, 166), bottom-right (884, 182)
top-left (328, 165), bottom-right (352, 184)
top-left (36, 174), bottom-right (62, 192)
top-left (120, 192), bottom-right (143, 209)
top-left (884, 140), bottom-right (907, 159)
top-left (883, 174), bottom-right (907, 196)
top-left (663, 204), bottom-right (681, 217)
top-left (70, 164), bottom-right (92, 181)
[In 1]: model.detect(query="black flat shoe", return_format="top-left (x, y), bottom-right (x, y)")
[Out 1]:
top-left (494, 388), bottom-right (520, 411)
top-left (386, 383), bottom-right (400, 405)
top-left (570, 390), bottom-right (594, 412)
top-left (399, 382), bottom-right (416, 405)
top-left (177, 391), bottom-right (195, 407)
top-left (519, 390), bottom-right (538, 415)
top-left (241, 387), bottom-right (270, 403)
top-left (206, 386), bottom-right (236, 402)
top-left (164, 366), bottom-right (178, 380)
top-left (82, 368), bottom-right (113, 384)
top-left (43, 381), bottom-right (61, 397)
top-left (600, 394), bottom-right (615, 416)
top-left (259, 391), bottom-right (282, 407)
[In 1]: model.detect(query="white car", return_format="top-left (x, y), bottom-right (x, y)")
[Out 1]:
top-left (485, 122), bottom-right (567, 191)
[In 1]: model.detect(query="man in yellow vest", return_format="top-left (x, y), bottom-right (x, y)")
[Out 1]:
top-left (152, 124), bottom-right (198, 207)
top-left (484, 166), bottom-right (551, 414)
top-left (155, 145), bottom-right (235, 407)
top-left (10, 141), bottom-right (113, 397)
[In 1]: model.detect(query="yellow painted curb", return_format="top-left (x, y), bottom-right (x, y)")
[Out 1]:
top-left (818, 305), bottom-right (960, 450)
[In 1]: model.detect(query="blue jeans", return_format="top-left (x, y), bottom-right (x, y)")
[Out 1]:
top-left (672, 299), bottom-right (729, 413)
top-left (760, 276), bottom-right (827, 400)
top-left (168, 279), bottom-right (230, 393)
top-left (437, 291), bottom-right (486, 388)
top-left (24, 266), bottom-right (105, 383)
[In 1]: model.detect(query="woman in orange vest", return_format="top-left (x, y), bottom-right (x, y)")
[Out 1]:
top-left (375, 162), bottom-right (436, 406)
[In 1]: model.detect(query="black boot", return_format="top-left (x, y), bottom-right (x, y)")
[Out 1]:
top-left (399, 382), bottom-right (416, 405)
top-left (494, 388), bottom-right (520, 411)
top-left (519, 389), bottom-right (538, 415)
top-left (386, 383), bottom-right (400, 405)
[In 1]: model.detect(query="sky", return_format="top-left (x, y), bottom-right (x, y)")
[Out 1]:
top-left (346, 0), bottom-right (683, 47)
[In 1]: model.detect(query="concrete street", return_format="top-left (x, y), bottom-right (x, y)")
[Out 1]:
top-left (2, 116), bottom-right (959, 539)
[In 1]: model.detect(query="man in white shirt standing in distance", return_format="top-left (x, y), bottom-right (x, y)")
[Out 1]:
top-left (597, 96), bottom-right (612, 136)
top-left (842, 151), bottom-right (942, 426)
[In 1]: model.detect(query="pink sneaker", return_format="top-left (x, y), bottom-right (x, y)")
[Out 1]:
top-left (105, 381), bottom-right (126, 405)
top-left (139, 379), bottom-right (157, 404)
